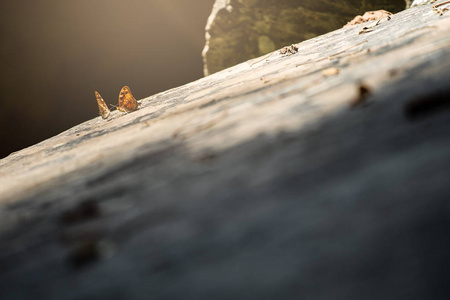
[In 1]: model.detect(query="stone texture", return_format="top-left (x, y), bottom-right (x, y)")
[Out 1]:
top-left (411, 0), bottom-right (437, 6)
top-left (202, 0), bottom-right (407, 75)
top-left (1, 4), bottom-right (450, 300)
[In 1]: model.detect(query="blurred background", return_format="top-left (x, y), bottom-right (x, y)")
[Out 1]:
top-left (0, 0), bottom-right (215, 158)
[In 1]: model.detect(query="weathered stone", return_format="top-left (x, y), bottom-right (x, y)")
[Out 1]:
top-left (1, 5), bottom-right (450, 300)
top-left (411, 0), bottom-right (437, 6)
top-left (202, 0), bottom-right (407, 75)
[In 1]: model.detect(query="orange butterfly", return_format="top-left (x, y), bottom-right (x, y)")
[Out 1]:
top-left (95, 91), bottom-right (111, 119)
top-left (117, 86), bottom-right (139, 112)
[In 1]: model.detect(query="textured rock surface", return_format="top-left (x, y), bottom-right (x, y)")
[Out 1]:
top-left (411, 0), bottom-right (437, 6)
top-left (202, 0), bottom-right (407, 75)
top-left (1, 4), bottom-right (450, 300)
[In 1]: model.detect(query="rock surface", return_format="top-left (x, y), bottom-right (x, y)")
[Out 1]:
top-left (1, 4), bottom-right (450, 300)
top-left (202, 0), bottom-right (407, 75)
top-left (411, 0), bottom-right (437, 6)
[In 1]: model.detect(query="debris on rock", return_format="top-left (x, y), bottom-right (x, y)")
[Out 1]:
top-left (344, 10), bottom-right (393, 27)
top-left (279, 44), bottom-right (299, 56)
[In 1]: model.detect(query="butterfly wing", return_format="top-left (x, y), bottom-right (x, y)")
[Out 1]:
top-left (118, 86), bottom-right (139, 112)
top-left (95, 91), bottom-right (111, 119)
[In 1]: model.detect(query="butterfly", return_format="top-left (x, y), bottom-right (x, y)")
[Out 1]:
top-left (117, 86), bottom-right (139, 112)
top-left (95, 91), bottom-right (111, 119)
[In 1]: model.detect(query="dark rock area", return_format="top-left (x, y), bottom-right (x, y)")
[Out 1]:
top-left (203, 0), bottom-right (407, 75)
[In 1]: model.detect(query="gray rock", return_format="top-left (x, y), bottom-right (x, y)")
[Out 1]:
top-left (1, 4), bottom-right (450, 300)
top-left (202, 0), bottom-right (407, 75)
